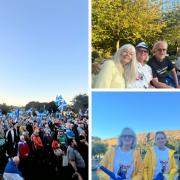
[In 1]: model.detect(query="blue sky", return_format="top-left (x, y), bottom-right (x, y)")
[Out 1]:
top-left (0, 1), bottom-right (88, 106)
top-left (92, 92), bottom-right (180, 139)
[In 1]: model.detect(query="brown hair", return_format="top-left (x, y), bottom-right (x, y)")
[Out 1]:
top-left (155, 131), bottom-right (167, 140)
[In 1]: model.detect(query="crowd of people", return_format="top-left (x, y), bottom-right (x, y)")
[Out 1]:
top-left (0, 111), bottom-right (88, 180)
top-left (92, 40), bottom-right (180, 89)
top-left (97, 128), bottom-right (179, 180)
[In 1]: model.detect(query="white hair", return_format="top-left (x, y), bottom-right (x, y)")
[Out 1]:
top-left (112, 44), bottom-right (138, 87)
top-left (152, 41), bottom-right (168, 54)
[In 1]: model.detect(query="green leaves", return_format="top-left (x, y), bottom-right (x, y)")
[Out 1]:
top-left (92, 0), bottom-right (167, 57)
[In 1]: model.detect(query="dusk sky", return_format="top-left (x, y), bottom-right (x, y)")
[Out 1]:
top-left (0, 1), bottom-right (88, 106)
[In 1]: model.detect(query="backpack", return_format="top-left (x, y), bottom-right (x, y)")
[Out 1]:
top-left (18, 143), bottom-right (30, 158)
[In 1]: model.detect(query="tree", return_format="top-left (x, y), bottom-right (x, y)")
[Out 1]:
top-left (92, 0), bottom-right (166, 57)
top-left (0, 103), bottom-right (12, 114)
top-left (47, 101), bottom-right (58, 113)
top-left (71, 94), bottom-right (88, 114)
top-left (161, 4), bottom-right (180, 54)
top-left (25, 101), bottom-right (48, 112)
top-left (92, 142), bottom-right (108, 160)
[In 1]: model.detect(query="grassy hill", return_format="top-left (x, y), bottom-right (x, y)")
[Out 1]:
top-left (101, 130), bottom-right (180, 147)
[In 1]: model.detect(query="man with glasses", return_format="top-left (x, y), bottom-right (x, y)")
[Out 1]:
top-left (147, 41), bottom-right (180, 88)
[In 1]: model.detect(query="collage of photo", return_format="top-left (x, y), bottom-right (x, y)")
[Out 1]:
top-left (0, 0), bottom-right (180, 180)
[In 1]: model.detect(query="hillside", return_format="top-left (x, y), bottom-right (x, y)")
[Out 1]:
top-left (101, 130), bottom-right (180, 146)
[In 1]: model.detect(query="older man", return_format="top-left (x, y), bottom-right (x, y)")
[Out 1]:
top-left (147, 41), bottom-right (180, 88)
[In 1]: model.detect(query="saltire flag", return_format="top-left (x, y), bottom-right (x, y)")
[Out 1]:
top-left (26, 108), bottom-right (33, 114)
top-left (58, 100), bottom-right (67, 113)
top-left (54, 95), bottom-right (68, 113)
top-left (41, 111), bottom-right (47, 117)
top-left (36, 111), bottom-right (42, 126)
top-left (54, 95), bottom-right (63, 106)
top-left (15, 108), bottom-right (20, 122)
top-left (7, 112), bottom-right (15, 118)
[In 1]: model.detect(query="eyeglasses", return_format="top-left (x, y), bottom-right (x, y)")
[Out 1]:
top-left (137, 50), bottom-right (148, 53)
top-left (122, 135), bottom-right (134, 139)
top-left (157, 49), bottom-right (167, 52)
top-left (156, 137), bottom-right (165, 140)
top-left (123, 51), bottom-right (134, 56)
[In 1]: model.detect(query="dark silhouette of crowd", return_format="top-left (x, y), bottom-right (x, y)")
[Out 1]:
top-left (0, 112), bottom-right (88, 180)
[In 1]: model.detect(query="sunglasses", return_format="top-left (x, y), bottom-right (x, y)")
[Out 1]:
top-left (122, 135), bottom-right (134, 139)
top-left (156, 137), bottom-right (165, 140)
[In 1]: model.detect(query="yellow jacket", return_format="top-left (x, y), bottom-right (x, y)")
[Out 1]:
top-left (97, 147), bottom-right (143, 180)
top-left (94, 60), bottom-right (125, 88)
top-left (143, 147), bottom-right (178, 180)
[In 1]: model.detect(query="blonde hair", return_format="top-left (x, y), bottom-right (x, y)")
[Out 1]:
top-left (112, 44), bottom-right (137, 87)
top-left (118, 127), bottom-right (137, 149)
top-left (152, 41), bottom-right (168, 54)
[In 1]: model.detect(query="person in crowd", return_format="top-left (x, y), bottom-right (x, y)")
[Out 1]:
top-left (18, 135), bottom-right (30, 179)
top-left (93, 44), bottom-right (138, 88)
top-left (67, 138), bottom-right (85, 180)
top-left (5, 122), bottom-right (19, 158)
top-left (77, 135), bottom-right (88, 180)
top-left (128, 42), bottom-right (153, 88)
top-left (3, 156), bottom-right (23, 180)
top-left (31, 128), bottom-right (44, 151)
top-left (57, 128), bottom-right (68, 147)
top-left (147, 41), bottom-right (180, 88)
top-left (143, 131), bottom-right (178, 180)
top-left (97, 127), bottom-right (143, 180)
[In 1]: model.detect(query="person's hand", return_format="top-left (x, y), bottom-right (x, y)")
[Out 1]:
top-left (117, 172), bottom-right (126, 180)
top-left (154, 172), bottom-right (164, 180)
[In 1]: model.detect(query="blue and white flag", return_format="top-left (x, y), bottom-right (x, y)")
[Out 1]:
top-left (26, 108), bottom-right (32, 114)
top-left (7, 112), bottom-right (15, 118)
top-left (79, 108), bottom-right (83, 116)
top-left (36, 111), bottom-right (42, 126)
top-left (54, 95), bottom-right (63, 106)
top-left (15, 108), bottom-right (20, 122)
top-left (41, 111), bottom-right (47, 117)
top-left (58, 101), bottom-right (67, 113)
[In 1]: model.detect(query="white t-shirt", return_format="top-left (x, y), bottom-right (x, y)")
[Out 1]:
top-left (154, 146), bottom-right (169, 178)
top-left (128, 62), bottom-right (152, 88)
top-left (113, 147), bottom-right (134, 180)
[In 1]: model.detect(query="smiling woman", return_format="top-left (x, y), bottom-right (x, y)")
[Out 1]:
top-left (97, 127), bottom-right (143, 180)
top-left (143, 131), bottom-right (178, 180)
top-left (93, 44), bottom-right (137, 88)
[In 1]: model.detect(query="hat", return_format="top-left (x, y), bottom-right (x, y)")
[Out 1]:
top-left (136, 42), bottom-right (148, 49)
